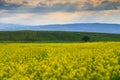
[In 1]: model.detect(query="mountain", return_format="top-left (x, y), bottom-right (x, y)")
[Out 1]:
top-left (0, 23), bottom-right (120, 34)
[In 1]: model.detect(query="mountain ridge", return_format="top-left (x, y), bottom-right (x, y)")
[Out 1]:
top-left (0, 23), bottom-right (120, 34)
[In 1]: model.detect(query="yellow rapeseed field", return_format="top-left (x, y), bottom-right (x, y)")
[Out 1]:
top-left (0, 42), bottom-right (120, 80)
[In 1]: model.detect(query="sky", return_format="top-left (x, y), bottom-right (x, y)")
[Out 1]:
top-left (0, 0), bottom-right (120, 25)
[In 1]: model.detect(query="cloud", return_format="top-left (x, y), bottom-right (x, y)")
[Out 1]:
top-left (0, 0), bottom-right (120, 24)
top-left (0, 9), bottom-right (7, 13)
top-left (0, 12), bottom-right (79, 25)
top-left (0, 0), bottom-right (22, 10)
top-left (87, 1), bottom-right (120, 10)
top-left (0, 10), bottom-right (120, 25)
top-left (76, 10), bottom-right (120, 23)
top-left (0, 0), bottom-right (120, 11)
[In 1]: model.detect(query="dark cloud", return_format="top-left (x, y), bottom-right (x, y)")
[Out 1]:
top-left (31, 1), bottom-right (120, 13)
top-left (0, 0), bottom-right (120, 13)
top-left (0, 0), bottom-right (22, 10)
top-left (31, 3), bottom-right (79, 13)
top-left (87, 1), bottom-right (120, 11)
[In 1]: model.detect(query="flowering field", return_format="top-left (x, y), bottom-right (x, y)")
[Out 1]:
top-left (0, 42), bottom-right (120, 80)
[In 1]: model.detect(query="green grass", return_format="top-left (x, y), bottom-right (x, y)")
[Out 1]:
top-left (0, 31), bottom-right (120, 43)
top-left (0, 42), bottom-right (120, 80)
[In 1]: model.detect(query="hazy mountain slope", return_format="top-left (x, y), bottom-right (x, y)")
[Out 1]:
top-left (0, 23), bottom-right (120, 34)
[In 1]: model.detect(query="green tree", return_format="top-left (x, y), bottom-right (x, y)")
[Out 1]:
top-left (82, 36), bottom-right (90, 42)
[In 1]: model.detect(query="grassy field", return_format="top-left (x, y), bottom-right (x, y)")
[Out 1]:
top-left (0, 42), bottom-right (120, 80)
top-left (0, 31), bottom-right (120, 42)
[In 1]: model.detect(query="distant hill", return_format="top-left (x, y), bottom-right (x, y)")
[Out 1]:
top-left (0, 23), bottom-right (120, 34)
top-left (0, 31), bottom-right (119, 43)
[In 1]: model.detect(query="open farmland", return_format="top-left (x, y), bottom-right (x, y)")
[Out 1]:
top-left (0, 42), bottom-right (120, 80)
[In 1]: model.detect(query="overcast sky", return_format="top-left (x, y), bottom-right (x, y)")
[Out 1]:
top-left (0, 0), bottom-right (120, 25)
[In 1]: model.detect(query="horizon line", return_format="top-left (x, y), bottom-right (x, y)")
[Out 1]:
top-left (0, 22), bottom-right (120, 26)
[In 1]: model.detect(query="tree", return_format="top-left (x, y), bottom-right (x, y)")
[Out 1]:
top-left (82, 36), bottom-right (90, 42)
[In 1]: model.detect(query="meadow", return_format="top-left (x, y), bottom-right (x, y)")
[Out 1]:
top-left (0, 31), bottom-right (120, 43)
top-left (0, 42), bottom-right (119, 80)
